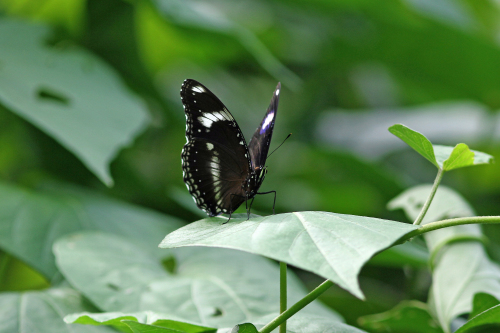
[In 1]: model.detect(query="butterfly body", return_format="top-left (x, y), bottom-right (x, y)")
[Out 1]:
top-left (180, 79), bottom-right (280, 217)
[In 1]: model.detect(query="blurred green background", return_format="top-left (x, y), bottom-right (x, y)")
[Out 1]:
top-left (1, 0), bottom-right (500, 328)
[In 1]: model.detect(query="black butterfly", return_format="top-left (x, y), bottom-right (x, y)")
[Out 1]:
top-left (181, 79), bottom-right (280, 219)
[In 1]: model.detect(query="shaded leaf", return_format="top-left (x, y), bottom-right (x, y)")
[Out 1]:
top-left (0, 19), bottom-right (149, 185)
top-left (0, 288), bottom-right (114, 333)
top-left (358, 301), bottom-right (444, 333)
top-left (0, 182), bottom-right (183, 279)
top-left (160, 211), bottom-right (418, 299)
top-left (470, 293), bottom-right (500, 319)
top-left (54, 232), bottom-right (340, 328)
top-left (368, 241), bottom-right (429, 268)
top-left (455, 304), bottom-right (500, 333)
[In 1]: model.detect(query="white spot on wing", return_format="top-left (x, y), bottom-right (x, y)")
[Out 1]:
top-left (207, 143), bottom-right (214, 150)
top-left (260, 112), bottom-right (275, 134)
top-left (192, 86), bottom-right (206, 93)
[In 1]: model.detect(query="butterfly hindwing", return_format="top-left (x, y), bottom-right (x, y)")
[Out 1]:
top-left (248, 82), bottom-right (281, 170)
top-left (181, 79), bottom-right (250, 216)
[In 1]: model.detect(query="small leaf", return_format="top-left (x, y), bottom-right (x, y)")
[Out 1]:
top-left (358, 301), bottom-right (444, 333)
top-left (160, 211), bottom-right (418, 299)
top-left (389, 124), bottom-right (438, 167)
top-left (229, 323), bottom-right (258, 333)
top-left (470, 293), bottom-right (500, 319)
top-left (454, 304), bottom-right (500, 333)
top-left (389, 125), bottom-right (494, 172)
top-left (435, 144), bottom-right (493, 171)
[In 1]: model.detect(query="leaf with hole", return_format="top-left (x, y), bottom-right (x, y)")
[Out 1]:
top-left (0, 19), bottom-right (149, 185)
top-left (54, 232), bottom-right (340, 328)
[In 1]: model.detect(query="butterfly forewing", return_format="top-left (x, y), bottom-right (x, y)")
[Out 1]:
top-left (181, 79), bottom-right (250, 216)
top-left (248, 82), bottom-right (281, 170)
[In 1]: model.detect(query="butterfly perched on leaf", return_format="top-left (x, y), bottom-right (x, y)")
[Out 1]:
top-left (180, 79), bottom-right (281, 219)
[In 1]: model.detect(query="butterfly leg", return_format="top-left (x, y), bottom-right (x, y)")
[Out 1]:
top-left (247, 196), bottom-right (256, 220)
top-left (255, 190), bottom-right (277, 215)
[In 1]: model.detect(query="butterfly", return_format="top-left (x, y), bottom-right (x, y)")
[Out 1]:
top-left (180, 79), bottom-right (281, 220)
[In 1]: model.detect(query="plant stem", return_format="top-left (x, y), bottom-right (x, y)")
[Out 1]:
top-left (413, 168), bottom-right (444, 225)
top-left (399, 216), bottom-right (500, 243)
top-left (279, 262), bottom-right (287, 333)
top-left (259, 280), bottom-right (333, 333)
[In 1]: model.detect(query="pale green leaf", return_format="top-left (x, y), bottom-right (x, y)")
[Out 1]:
top-left (0, 288), bottom-right (115, 333)
top-left (0, 182), bottom-right (183, 279)
top-left (0, 19), bottom-right (149, 185)
top-left (54, 232), bottom-right (340, 328)
top-left (435, 144), bottom-right (493, 171)
top-left (390, 185), bottom-right (500, 333)
top-left (160, 211), bottom-right (418, 299)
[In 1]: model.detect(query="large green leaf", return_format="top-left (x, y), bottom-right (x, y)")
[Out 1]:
top-left (358, 301), bottom-right (444, 333)
top-left (389, 125), bottom-right (493, 171)
top-left (389, 185), bottom-right (500, 333)
top-left (54, 232), bottom-right (340, 328)
top-left (66, 311), bottom-right (365, 333)
top-left (0, 19), bottom-right (149, 185)
top-left (0, 182), bottom-right (183, 279)
top-left (160, 212), bottom-right (418, 299)
top-left (0, 288), bottom-right (115, 333)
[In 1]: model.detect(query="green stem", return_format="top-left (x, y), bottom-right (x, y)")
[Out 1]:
top-left (413, 168), bottom-right (444, 225)
top-left (279, 262), bottom-right (287, 333)
top-left (399, 216), bottom-right (500, 244)
top-left (259, 280), bottom-right (334, 333)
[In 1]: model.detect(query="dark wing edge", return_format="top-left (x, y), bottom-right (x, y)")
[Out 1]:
top-left (248, 82), bottom-right (281, 169)
top-left (180, 79), bottom-right (251, 216)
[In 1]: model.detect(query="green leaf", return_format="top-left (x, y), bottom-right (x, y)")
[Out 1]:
top-left (368, 241), bottom-right (429, 268)
top-left (390, 185), bottom-right (500, 332)
top-left (228, 323), bottom-right (258, 333)
top-left (160, 211), bottom-right (418, 299)
top-left (470, 293), bottom-right (500, 319)
top-left (389, 125), bottom-right (493, 172)
top-left (358, 301), bottom-right (444, 333)
top-left (54, 232), bottom-right (340, 328)
top-left (389, 124), bottom-right (438, 168)
top-left (0, 19), bottom-right (149, 185)
top-left (0, 288), bottom-right (115, 333)
top-left (435, 144), bottom-right (493, 171)
top-left (66, 311), bottom-right (217, 333)
top-left (0, 182), bottom-right (183, 279)
top-left (454, 304), bottom-right (500, 333)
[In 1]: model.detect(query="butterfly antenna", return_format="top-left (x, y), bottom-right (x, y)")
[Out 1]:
top-left (267, 133), bottom-right (292, 159)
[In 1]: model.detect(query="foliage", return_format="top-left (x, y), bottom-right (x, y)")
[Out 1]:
top-left (1, 1), bottom-right (500, 333)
